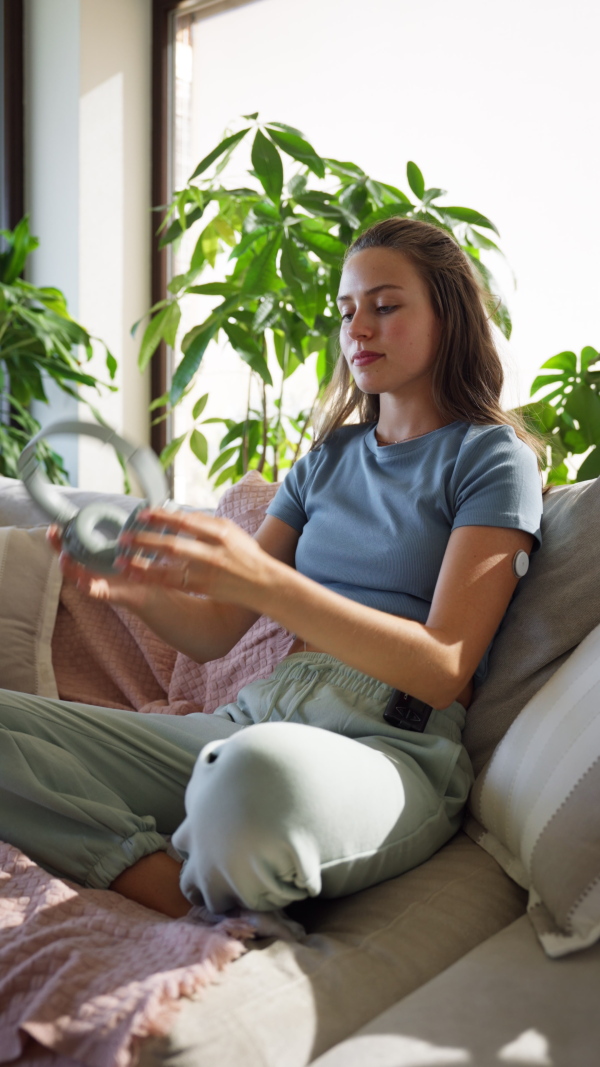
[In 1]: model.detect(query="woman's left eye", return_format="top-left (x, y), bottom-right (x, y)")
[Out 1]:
top-left (377, 305), bottom-right (397, 315)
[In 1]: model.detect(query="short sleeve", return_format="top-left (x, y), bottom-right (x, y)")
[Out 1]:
top-left (450, 425), bottom-right (543, 548)
top-left (266, 451), bottom-right (318, 533)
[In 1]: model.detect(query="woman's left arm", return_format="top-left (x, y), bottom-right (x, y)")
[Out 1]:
top-left (123, 512), bottom-right (532, 709)
top-left (257, 523), bottom-right (533, 708)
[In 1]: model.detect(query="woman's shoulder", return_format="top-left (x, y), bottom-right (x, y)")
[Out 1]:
top-left (451, 420), bottom-right (541, 487)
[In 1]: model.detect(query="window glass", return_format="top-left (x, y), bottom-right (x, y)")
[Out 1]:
top-left (170, 0), bottom-right (600, 505)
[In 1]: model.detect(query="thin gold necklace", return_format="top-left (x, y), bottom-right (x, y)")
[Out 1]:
top-left (374, 426), bottom-right (430, 446)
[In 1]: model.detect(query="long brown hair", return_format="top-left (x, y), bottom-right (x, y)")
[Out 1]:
top-left (312, 217), bottom-right (544, 465)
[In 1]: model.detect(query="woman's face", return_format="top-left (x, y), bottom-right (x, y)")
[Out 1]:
top-left (337, 247), bottom-right (441, 401)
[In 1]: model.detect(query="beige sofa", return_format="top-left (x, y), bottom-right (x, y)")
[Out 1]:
top-left (1, 471), bottom-right (599, 1067)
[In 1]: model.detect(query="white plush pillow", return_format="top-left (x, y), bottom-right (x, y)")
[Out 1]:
top-left (0, 526), bottom-right (62, 697)
top-left (465, 622), bottom-right (600, 958)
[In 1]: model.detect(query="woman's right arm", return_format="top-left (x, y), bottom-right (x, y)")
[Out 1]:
top-left (49, 515), bottom-right (300, 664)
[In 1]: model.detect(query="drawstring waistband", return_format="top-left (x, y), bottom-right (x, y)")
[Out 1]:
top-left (258, 652), bottom-right (467, 741)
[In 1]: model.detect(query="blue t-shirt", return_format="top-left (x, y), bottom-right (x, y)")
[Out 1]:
top-left (266, 421), bottom-right (543, 684)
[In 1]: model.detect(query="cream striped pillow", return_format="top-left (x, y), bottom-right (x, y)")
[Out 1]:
top-left (465, 622), bottom-right (600, 958)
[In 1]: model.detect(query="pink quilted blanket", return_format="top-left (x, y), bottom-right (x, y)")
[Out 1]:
top-left (51, 472), bottom-right (294, 715)
top-left (1, 473), bottom-right (295, 1066)
top-left (0, 844), bottom-right (251, 1067)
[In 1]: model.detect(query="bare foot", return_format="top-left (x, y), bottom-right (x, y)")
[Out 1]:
top-left (109, 852), bottom-right (191, 918)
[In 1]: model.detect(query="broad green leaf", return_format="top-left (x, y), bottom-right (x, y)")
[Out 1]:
top-left (137, 303), bottom-right (179, 370)
top-left (288, 174), bottom-right (308, 198)
top-left (190, 128), bottom-right (250, 179)
top-left (224, 321), bottom-right (263, 360)
top-left (159, 205), bottom-right (204, 249)
top-left (149, 391), bottom-right (169, 412)
top-left (576, 446), bottom-right (600, 481)
top-left (220, 420), bottom-right (248, 448)
top-left (266, 127), bottom-right (325, 178)
top-left (131, 299), bottom-right (170, 336)
top-left (464, 226), bottom-right (502, 254)
top-left (563, 429), bottom-right (589, 453)
top-left (492, 300), bottom-right (512, 341)
top-left (324, 158), bottom-right (366, 179)
top-left (186, 282), bottom-right (238, 296)
top-left (192, 393), bottom-right (209, 419)
top-left (280, 234), bottom-right (313, 286)
top-left (213, 216), bottom-right (237, 245)
top-left (199, 221), bottom-right (221, 268)
top-left (209, 446), bottom-right (238, 476)
top-left (253, 294), bottom-right (279, 332)
top-left (224, 322), bottom-right (273, 385)
top-left (267, 121), bottom-right (306, 137)
top-left (421, 187), bottom-right (447, 206)
top-left (357, 202), bottom-right (414, 233)
top-left (160, 432), bottom-right (187, 469)
top-left (241, 232), bottom-right (282, 293)
top-left (518, 400), bottom-right (557, 434)
top-left (106, 350), bottom-right (118, 380)
top-left (406, 162), bottom-right (425, 200)
top-left (252, 201), bottom-right (280, 221)
top-left (581, 345), bottom-right (600, 372)
top-left (365, 178), bottom-right (385, 208)
top-left (546, 461), bottom-right (570, 485)
top-left (441, 206), bottom-right (500, 235)
top-left (565, 384), bottom-right (600, 446)
top-left (530, 372), bottom-right (567, 397)
top-left (189, 429), bottom-right (208, 464)
top-left (170, 323), bottom-right (217, 403)
top-left (295, 227), bottom-right (346, 266)
top-left (214, 464), bottom-right (238, 488)
top-left (377, 182), bottom-right (411, 204)
top-left (228, 227), bottom-right (268, 260)
top-left (251, 129), bottom-right (283, 204)
top-left (541, 351), bottom-right (577, 373)
top-left (163, 302), bottom-right (181, 348)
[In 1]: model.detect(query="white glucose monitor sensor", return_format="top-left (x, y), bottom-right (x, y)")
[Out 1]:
top-left (18, 420), bottom-right (169, 574)
top-left (512, 549), bottom-right (530, 579)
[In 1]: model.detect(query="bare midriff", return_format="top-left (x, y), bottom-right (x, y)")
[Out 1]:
top-left (286, 636), bottom-right (474, 710)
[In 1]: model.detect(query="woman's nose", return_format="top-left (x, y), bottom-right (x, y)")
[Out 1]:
top-left (347, 310), bottom-right (373, 339)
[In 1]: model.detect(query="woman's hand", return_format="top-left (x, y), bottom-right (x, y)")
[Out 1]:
top-left (46, 524), bottom-right (157, 611)
top-left (115, 508), bottom-right (275, 610)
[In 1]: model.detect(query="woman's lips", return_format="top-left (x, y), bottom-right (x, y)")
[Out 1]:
top-left (352, 351), bottom-right (384, 366)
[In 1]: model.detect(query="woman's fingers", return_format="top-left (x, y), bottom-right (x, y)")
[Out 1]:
top-left (136, 507), bottom-right (226, 544)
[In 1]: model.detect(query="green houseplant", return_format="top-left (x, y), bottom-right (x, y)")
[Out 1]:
top-left (519, 346), bottom-right (600, 483)
top-left (137, 117), bottom-right (598, 488)
top-left (0, 217), bottom-right (116, 480)
top-left (137, 117), bottom-right (511, 486)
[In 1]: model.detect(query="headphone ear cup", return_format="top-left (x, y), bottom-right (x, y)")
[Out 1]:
top-left (63, 503), bottom-right (130, 573)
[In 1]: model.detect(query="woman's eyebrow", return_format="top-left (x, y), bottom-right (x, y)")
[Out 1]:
top-left (336, 283), bottom-right (405, 303)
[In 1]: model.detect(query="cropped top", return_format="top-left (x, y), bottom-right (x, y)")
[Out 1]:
top-left (266, 421), bottom-right (544, 684)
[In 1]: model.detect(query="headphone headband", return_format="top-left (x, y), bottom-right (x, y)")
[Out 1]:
top-left (17, 419), bottom-right (169, 522)
top-left (17, 420), bottom-right (170, 573)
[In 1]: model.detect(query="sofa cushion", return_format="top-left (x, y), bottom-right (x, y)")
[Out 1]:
top-left (138, 832), bottom-right (526, 1067)
top-left (310, 914), bottom-right (600, 1067)
top-left (463, 477), bottom-right (600, 775)
top-left (0, 526), bottom-right (62, 697)
top-left (465, 620), bottom-right (600, 958)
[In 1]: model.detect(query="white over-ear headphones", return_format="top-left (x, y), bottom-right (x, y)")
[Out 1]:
top-left (18, 420), bottom-right (170, 573)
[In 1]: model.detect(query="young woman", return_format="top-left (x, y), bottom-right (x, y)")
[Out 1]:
top-left (0, 218), bottom-right (543, 920)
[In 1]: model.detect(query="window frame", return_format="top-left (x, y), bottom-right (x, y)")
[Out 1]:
top-left (1, 0), bottom-right (24, 236)
top-left (150, 0), bottom-right (260, 455)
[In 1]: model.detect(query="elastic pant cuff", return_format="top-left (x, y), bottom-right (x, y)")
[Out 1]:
top-left (85, 831), bottom-right (168, 889)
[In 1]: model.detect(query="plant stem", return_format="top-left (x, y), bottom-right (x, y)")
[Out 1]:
top-left (242, 368), bottom-right (252, 474)
top-left (292, 399), bottom-right (316, 466)
top-left (257, 379), bottom-right (268, 474)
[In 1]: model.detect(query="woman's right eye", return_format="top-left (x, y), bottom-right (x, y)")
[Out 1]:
top-left (340, 311), bottom-right (354, 322)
